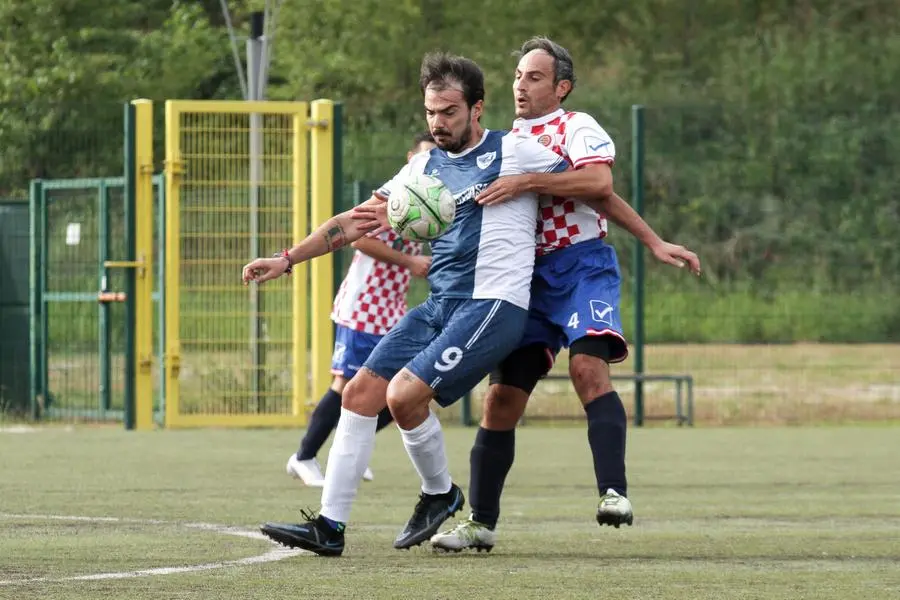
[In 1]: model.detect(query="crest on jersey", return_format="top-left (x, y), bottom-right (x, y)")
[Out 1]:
top-left (476, 151), bottom-right (496, 170)
top-left (537, 134), bottom-right (552, 147)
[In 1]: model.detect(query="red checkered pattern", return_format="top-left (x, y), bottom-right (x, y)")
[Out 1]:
top-left (512, 109), bottom-right (615, 256)
top-left (331, 230), bottom-right (423, 335)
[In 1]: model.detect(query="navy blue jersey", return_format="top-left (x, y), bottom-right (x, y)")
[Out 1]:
top-left (377, 130), bottom-right (567, 310)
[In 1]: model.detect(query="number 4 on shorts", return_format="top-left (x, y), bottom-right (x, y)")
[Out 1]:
top-left (568, 312), bottom-right (579, 329)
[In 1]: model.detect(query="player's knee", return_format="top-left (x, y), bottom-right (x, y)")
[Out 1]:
top-left (481, 384), bottom-right (528, 430)
top-left (568, 353), bottom-right (613, 403)
top-left (341, 369), bottom-right (388, 417)
top-left (386, 372), bottom-right (432, 428)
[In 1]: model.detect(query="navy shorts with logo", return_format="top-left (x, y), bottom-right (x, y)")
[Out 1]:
top-left (364, 296), bottom-right (528, 405)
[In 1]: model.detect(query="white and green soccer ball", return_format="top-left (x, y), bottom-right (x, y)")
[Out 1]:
top-left (387, 173), bottom-right (456, 241)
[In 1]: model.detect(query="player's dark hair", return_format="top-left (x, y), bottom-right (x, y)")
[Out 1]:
top-left (517, 36), bottom-right (577, 102)
top-left (419, 52), bottom-right (485, 108)
top-left (410, 131), bottom-right (434, 151)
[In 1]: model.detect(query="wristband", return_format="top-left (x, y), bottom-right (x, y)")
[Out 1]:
top-left (275, 249), bottom-right (292, 275)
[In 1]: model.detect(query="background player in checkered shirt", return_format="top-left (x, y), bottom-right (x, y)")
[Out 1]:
top-left (285, 132), bottom-right (436, 487)
top-left (430, 37), bottom-right (701, 552)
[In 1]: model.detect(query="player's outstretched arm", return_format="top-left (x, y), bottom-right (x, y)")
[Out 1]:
top-left (241, 199), bottom-right (380, 285)
top-left (352, 237), bottom-right (431, 278)
top-left (477, 163), bottom-right (613, 206)
top-left (349, 195), bottom-right (392, 238)
top-left (583, 191), bottom-right (701, 275)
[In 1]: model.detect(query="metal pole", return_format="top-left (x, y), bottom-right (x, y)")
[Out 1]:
top-left (29, 179), bottom-right (43, 420)
top-left (156, 175), bottom-right (166, 424)
top-left (331, 102), bottom-right (344, 298)
top-left (218, 0), bottom-right (247, 99)
top-left (98, 180), bottom-right (110, 415)
top-left (248, 11), bottom-right (265, 410)
top-left (631, 105), bottom-right (646, 427)
top-left (123, 102), bottom-right (137, 430)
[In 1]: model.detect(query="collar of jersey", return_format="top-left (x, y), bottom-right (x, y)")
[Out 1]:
top-left (513, 108), bottom-right (566, 129)
top-left (445, 129), bottom-right (491, 159)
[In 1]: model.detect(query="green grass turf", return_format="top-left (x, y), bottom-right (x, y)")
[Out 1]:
top-left (1, 425), bottom-right (898, 599)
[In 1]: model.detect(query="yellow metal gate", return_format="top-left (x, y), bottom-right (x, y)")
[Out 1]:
top-left (163, 100), bottom-right (334, 427)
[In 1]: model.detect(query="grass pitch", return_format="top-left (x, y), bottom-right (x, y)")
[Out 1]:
top-left (1, 425), bottom-right (898, 599)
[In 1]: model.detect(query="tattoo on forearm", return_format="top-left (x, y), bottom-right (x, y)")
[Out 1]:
top-left (321, 221), bottom-right (347, 252)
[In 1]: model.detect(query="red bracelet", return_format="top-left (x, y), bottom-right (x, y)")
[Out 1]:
top-left (275, 249), bottom-right (292, 275)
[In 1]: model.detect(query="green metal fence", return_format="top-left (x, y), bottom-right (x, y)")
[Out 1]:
top-left (5, 99), bottom-right (898, 426)
top-left (343, 104), bottom-right (900, 426)
top-left (29, 176), bottom-right (166, 421)
top-left (0, 200), bottom-right (30, 416)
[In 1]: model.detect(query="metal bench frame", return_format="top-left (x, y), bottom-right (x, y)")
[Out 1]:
top-left (540, 373), bottom-right (694, 426)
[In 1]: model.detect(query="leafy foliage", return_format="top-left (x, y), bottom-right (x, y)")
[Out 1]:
top-left (1, 0), bottom-right (897, 340)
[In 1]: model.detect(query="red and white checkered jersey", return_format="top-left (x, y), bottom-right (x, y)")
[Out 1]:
top-left (330, 229), bottom-right (423, 335)
top-left (511, 109), bottom-right (616, 256)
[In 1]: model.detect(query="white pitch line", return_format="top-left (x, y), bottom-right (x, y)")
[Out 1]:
top-left (0, 513), bottom-right (304, 585)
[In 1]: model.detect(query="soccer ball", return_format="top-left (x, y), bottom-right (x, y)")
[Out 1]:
top-left (387, 174), bottom-right (456, 241)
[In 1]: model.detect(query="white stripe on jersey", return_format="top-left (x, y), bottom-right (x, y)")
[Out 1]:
top-left (511, 109), bottom-right (617, 256)
top-left (471, 133), bottom-right (566, 309)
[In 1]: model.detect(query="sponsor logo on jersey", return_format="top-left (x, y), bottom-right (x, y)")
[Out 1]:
top-left (584, 136), bottom-right (612, 153)
top-left (452, 182), bottom-right (489, 205)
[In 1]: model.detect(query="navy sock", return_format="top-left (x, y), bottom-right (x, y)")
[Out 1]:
top-left (297, 388), bottom-right (342, 460)
top-left (584, 391), bottom-right (628, 496)
top-left (374, 407), bottom-right (393, 431)
top-left (318, 515), bottom-right (345, 533)
top-left (469, 427), bottom-right (515, 529)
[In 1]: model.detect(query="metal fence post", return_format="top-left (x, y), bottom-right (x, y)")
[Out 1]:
top-left (123, 102), bottom-right (136, 430)
top-left (332, 102), bottom-right (345, 295)
top-left (461, 391), bottom-right (472, 427)
top-left (98, 180), bottom-right (110, 414)
top-left (631, 105), bottom-right (646, 427)
top-left (29, 179), bottom-right (43, 420)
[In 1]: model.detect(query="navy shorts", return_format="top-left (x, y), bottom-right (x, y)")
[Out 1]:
top-left (331, 324), bottom-right (383, 380)
top-left (364, 296), bottom-right (528, 406)
top-left (520, 239), bottom-right (628, 363)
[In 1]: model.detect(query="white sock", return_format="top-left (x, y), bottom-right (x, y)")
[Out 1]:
top-left (400, 410), bottom-right (452, 495)
top-left (320, 408), bottom-right (377, 524)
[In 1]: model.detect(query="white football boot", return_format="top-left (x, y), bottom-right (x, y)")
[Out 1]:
top-left (596, 488), bottom-right (634, 528)
top-left (430, 517), bottom-right (496, 553)
top-left (285, 454), bottom-right (325, 487)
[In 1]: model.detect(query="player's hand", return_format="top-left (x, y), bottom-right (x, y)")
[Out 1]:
top-left (351, 199), bottom-right (391, 237)
top-left (242, 256), bottom-right (288, 285)
top-left (406, 255), bottom-right (431, 278)
top-left (649, 241), bottom-right (701, 275)
top-left (476, 175), bottom-right (530, 206)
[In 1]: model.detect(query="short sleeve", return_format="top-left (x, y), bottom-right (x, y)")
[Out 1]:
top-left (565, 112), bottom-right (616, 169)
